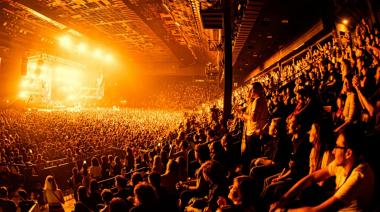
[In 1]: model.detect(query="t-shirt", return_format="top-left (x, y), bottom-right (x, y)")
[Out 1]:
top-left (327, 161), bottom-right (374, 211)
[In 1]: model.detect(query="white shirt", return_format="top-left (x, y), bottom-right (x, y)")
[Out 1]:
top-left (328, 161), bottom-right (374, 211)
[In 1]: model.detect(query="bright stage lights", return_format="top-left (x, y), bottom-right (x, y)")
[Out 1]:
top-left (105, 54), bottom-right (113, 62)
top-left (93, 49), bottom-right (103, 58)
top-left (67, 95), bottom-right (77, 101)
top-left (20, 54), bottom-right (103, 104)
top-left (29, 63), bottom-right (37, 70)
top-left (58, 35), bottom-right (72, 48)
top-left (57, 35), bottom-right (115, 65)
top-left (18, 91), bottom-right (28, 99)
top-left (39, 73), bottom-right (48, 80)
top-left (20, 79), bottom-right (28, 88)
top-left (41, 64), bottom-right (49, 72)
top-left (77, 42), bottom-right (87, 53)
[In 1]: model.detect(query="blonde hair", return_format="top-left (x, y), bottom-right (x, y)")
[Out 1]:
top-left (44, 175), bottom-right (58, 191)
top-left (153, 155), bottom-right (161, 166)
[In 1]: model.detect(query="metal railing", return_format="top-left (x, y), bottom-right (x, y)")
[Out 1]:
top-left (97, 167), bottom-right (150, 189)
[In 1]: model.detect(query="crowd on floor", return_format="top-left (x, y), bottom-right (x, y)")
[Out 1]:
top-left (1, 18), bottom-right (380, 212)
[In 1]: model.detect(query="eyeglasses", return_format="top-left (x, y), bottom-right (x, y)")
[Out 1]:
top-left (334, 145), bottom-right (347, 150)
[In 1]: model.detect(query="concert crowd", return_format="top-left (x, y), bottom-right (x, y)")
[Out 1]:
top-left (0, 19), bottom-right (379, 212)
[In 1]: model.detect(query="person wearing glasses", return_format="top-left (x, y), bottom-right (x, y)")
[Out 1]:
top-left (270, 125), bottom-right (374, 212)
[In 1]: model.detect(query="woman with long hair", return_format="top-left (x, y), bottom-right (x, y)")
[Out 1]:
top-left (89, 157), bottom-right (102, 179)
top-left (151, 155), bottom-right (164, 175)
top-left (309, 122), bottom-right (334, 174)
top-left (335, 75), bottom-right (360, 132)
top-left (113, 156), bottom-right (122, 176)
top-left (43, 175), bottom-right (65, 212)
top-left (217, 176), bottom-right (256, 212)
top-left (160, 159), bottom-right (180, 195)
top-left (100, 155), bottom-right (110, 179)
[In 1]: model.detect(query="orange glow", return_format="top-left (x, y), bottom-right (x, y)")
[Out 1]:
top-left (93, 49), bottom-right (103, 58)
top-left (58, 35), bottom-right (72, 48)
top-left (40, 64), bottom-right (49, 72)
top-left (29, 62), bottom-right (37, 70)
top-left (19, 53), bottom-right (106, 104)
top-left (39, 73), bottom-right (48, 80)
top-left (18, 91), bottom-right (28, 99)
top-left (20, 79), bottom-right (29, 88)
top-left (55, 67), bottom-right (83, 86)
top-left (342, 19), bottom-right (349, 25)
top-left (77, 42), bottom-right (88, 53)
top-left (67, 95), bottom-right (77, 101)
top-left (105, 54), bottom-right (113, 62)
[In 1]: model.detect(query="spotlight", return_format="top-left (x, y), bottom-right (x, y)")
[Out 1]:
top-left (20, 79), bottom-right (29, 88)
top-left (41, 64), bottom-right (49, 72)
top-left (61, 85), bottom-right (69, 91)
top-left (58, 35), bottom-right (72, 48)
top-left (77, 42), bottom-right (87, 53)
top-left (39, 73), bottom-right (47, 80)
top-left (18, 91), bottom-right (28, 99)
top-left (105, 54), bottom-right (113, 62)
top-left (342, 19), bottom-right (349, 25)
top-left (93, 49), bottom-right (103, 58)
top-left (28, 63), bottom-right (37, 70)
top-left (67, 95), bottom-right (76, 101)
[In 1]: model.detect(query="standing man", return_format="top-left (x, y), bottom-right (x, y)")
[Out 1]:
top-left (238, 82), bottom-right (269, 173)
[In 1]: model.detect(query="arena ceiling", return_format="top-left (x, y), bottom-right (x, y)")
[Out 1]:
top-left (0, 0), bottom-right (326, 77)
